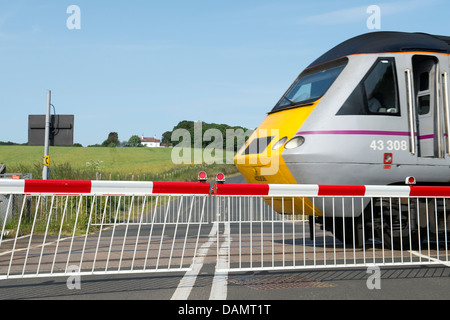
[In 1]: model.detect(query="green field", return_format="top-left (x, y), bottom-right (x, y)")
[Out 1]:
top-left (0, 145), bottom-right (240, 238)
top-left (0, 146), bottom-right (239, 181)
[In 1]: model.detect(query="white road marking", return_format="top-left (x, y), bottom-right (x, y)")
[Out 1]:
top-left (172, 220), bottom-right (232, 300)
top-left (0, 235), bottom-right (70, 257)
top-left (409, 250), bottom-right (450, 267)
top-left (171, 223), bottom-right (218, 300)
top-left (209, 221), bottom-right (230, 300)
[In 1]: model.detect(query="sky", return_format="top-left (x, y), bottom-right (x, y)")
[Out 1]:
top-left (0, 0), bottom-right (449, 146)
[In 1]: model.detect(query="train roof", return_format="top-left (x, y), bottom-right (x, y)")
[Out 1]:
top-left (309, 31), bottom-right (450, 68)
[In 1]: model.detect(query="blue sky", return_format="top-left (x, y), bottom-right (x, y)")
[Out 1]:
top-left (0, 0), bottom-right (449, 146)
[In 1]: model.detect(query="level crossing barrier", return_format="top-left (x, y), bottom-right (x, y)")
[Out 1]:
top-left (0, 179), bottom-right (211, 280)
top-left (0, 179), bottom-right (449, 280)
top-left (212, 183), bottom-right (450, 272)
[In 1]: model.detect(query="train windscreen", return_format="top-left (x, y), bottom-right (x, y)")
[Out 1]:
top-left (271, 59), bottom-right (347, 113)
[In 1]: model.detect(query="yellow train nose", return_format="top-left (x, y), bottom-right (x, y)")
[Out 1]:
top-left (234, 102), bottom-right (321, 216)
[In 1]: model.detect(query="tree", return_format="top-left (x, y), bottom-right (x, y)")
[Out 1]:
top-left (162, 120), bottom-right (252, 151)
top-left (128, 135), bottom-right (143, 147)
top-left (162, 131), bottom-right (172, 145)
top-left (101, 132), bottom-right (120, 147)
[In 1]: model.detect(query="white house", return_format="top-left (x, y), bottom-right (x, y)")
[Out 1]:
top-left (140, 135), bottom-right (161, 147)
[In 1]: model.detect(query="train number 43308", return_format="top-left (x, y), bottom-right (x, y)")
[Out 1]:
top-left (369, 140), bottom-right (408, 151)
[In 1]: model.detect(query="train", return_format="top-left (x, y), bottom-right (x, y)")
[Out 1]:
top-left (234, 31), bottom-right (450, 248)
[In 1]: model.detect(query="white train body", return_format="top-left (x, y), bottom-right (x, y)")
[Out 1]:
top-left (234, 32), bottom-right (450, 245)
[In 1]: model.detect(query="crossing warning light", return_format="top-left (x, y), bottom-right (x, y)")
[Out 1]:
top-left (216, 173), bottom-right (225, 184)
top-left (198, 171), bottom-right (208, 182)
top-left (405, 176), bottom-right (416, 185)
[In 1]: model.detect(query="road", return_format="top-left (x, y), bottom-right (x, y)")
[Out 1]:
top-left (0, 175), bottom-right (449, 302)
top-left (0, 261), bottom-right (448, 301)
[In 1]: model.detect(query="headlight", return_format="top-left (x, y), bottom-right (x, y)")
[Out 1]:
top-left (272, 136), bottom-right (287, 150)
top-left (284, 136), bottom-right (305, 149)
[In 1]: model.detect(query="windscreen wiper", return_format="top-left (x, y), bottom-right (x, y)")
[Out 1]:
top-left (283, 96), bottom-right (296, 106)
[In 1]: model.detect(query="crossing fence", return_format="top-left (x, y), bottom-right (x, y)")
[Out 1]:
top-left (212, 183), bottom-right (450, 272)
top-left (0, 179), bottom-right (449, 280)
top-left (0, 180), bottom-right (211, 279)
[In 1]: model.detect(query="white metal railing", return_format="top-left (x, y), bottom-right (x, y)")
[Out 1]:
top-left (213, 183), bottom-right (450, 272)
top-left (0, 179), bottom-right (449, 279)
top-left (0, 180), bottom-right (211, 279)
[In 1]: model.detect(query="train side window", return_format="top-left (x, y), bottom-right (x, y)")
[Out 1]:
top-left (337, 58), bottom-right (400, 116)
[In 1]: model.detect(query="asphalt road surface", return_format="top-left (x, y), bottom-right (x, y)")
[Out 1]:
top-left (0, 175), bottom-right (449, 303)
top-left (0, 261), bottom-right (448, 302)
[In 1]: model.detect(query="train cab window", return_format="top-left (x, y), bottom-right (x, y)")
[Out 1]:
top-left (271, 59), bottom-right (348, 113)
top-left (337, 58), bottom-right (400, 116)
top-left (418, 95), bottom-right (430, 115)
top-left (415, 68), bottom-right (432, 115)
top-left (419, 72), bottom-right (429, 91)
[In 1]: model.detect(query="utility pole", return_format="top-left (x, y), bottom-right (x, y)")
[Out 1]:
top-left (42, 90), bottom-right (51, 180)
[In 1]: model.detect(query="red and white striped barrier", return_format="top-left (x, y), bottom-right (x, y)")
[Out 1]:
top-left (212, 183), bottom-right (450, 198)
top-left (0, 179), bottom-right (211, 195)
top-left (2, 180), bottom-right (450, 197)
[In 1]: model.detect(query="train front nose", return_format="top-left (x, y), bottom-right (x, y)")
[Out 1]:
top-left (234, 103), bottom-right (317, 184)
top-left (233, 103), bottom-right (319, 215)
